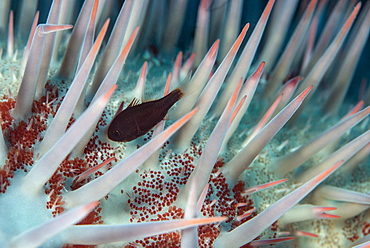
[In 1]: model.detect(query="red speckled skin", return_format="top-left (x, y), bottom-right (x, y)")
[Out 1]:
top-left (108, 88), bottom-right (183, 142)
top-left (0, 84), bottom-right (260, 247)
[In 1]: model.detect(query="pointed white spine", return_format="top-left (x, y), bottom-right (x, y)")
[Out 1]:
top-left (12, 24), bottom-right (72, 121)
top-left (61, 217), bottom-right (226, 245)
top-left (9, 202), bottom-right (98, 248)
top-left (36, 21), bottom-right (109, 157)
top-left (296, 129), bottom-right (370, 183)
top-left (213, 0), bottom-right (275, 117)
top-left (270, 106), bottom-right (370, 176)
top-left (22, 86), bottom-right (116, 194)
top-left (63, 109), bottom-right (198, 208)
top-left (214, 161), bottom-right (343, 248)
top-left (173, 24), bottom-right (249, 152)
top-left (223, 86), bottom-right (313, 185)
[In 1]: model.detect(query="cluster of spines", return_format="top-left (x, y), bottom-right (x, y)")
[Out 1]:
top-left (204, 160), bottom-right (257, 229)
top-left (127, 138), bottom-right (265, 247)
top-left (0, 79), bottom-right (117, 228)
top-left (126, 143), bottom-right (226, 247)
top-left (0, 90), bottom-right (55, 193)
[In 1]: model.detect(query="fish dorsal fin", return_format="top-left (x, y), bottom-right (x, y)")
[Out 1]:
top-left (113, 101), bottom-right (125, 119)
top-left (128, 98), bottom-right (140, 108)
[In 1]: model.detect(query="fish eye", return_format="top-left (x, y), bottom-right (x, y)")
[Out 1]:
top-left (111, 130), bottom-right (121, 138)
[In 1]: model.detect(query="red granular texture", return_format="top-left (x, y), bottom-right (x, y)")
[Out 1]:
top-left (128, 140), bottom-right (204, 228)
top-left (128, 206), bottom-right (184, 247)
top-left (126, 140), bottom-right (258, 247)
top-left (165, 152), bottom-right (195, 185)
top-left (198, 224), bottom-right (221, 247)
top-left (6, 84), bottom-right (57, 148)
top-left (63, 245), bottom-right (96, 248)
top-left (0, 96), bottom-right (15, 130)
top-left (41, 105), bottom-right (116, 228)
top-left (155, 205), bottom-right (184, 221)
top-left (230, 181), bottom-right (256, 229)
top-left (32, 82), bottom-right (59, 116)
top-left (121, 144), bottom-right (191, 245)
top-left (45, 124), bottom-right (116, 216)
top-left (66, 117), bottom-right (76, 130)
top-left (77, 205), bottom-right (103, 225)
top-left (45, 81), bottom-right (59, 99)
top-left (129, 170), bottom-right (180, 223)
top-left (45, 172), bottom-right (66, 217)
top-left (343, 215), bottom-right (361, 242)
top-left (191, 141), bottom-right (203, 156)
top-left (348, 233), bottom-right (359, 242)
top-left (84, 134), bottom-right (117, 168)
top-left (127, 161), bottom-right (191, 247)
top-left (363, 221), bottom-right (370, 236)
top-left (84, 112), bottom-right (117, 169)
top-left (97, 111), bottom-right (108, 127)
top-left (129, 231), bottom-right (181, 248)
top-left (7, 119), bottom-right (42, 148)
top-left (0, 82), bottom-right (113, 246)
top-left (203, 160), bottom-right (255, 228)
top-left (60, 156), bottom-right (89, 178)
top-left (1, 145), bottom-right (34, 192)
top-left (205, 175), bottom-right (236, 224)
top-left (270, 221), bottom-right (279, 235)
top-left (33, 96), bottom-right (54, 116)
top-left (0, 165), bottom-right (14, 193)
top-left (0, 93), bottom-right (55, 193)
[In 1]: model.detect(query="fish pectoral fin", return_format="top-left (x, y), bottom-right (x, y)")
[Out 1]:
top-left (133, 117), bottom-right (143, 133)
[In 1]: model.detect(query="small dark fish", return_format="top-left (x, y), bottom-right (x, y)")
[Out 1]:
top-left (108, 88), bottom-right (184, 142)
